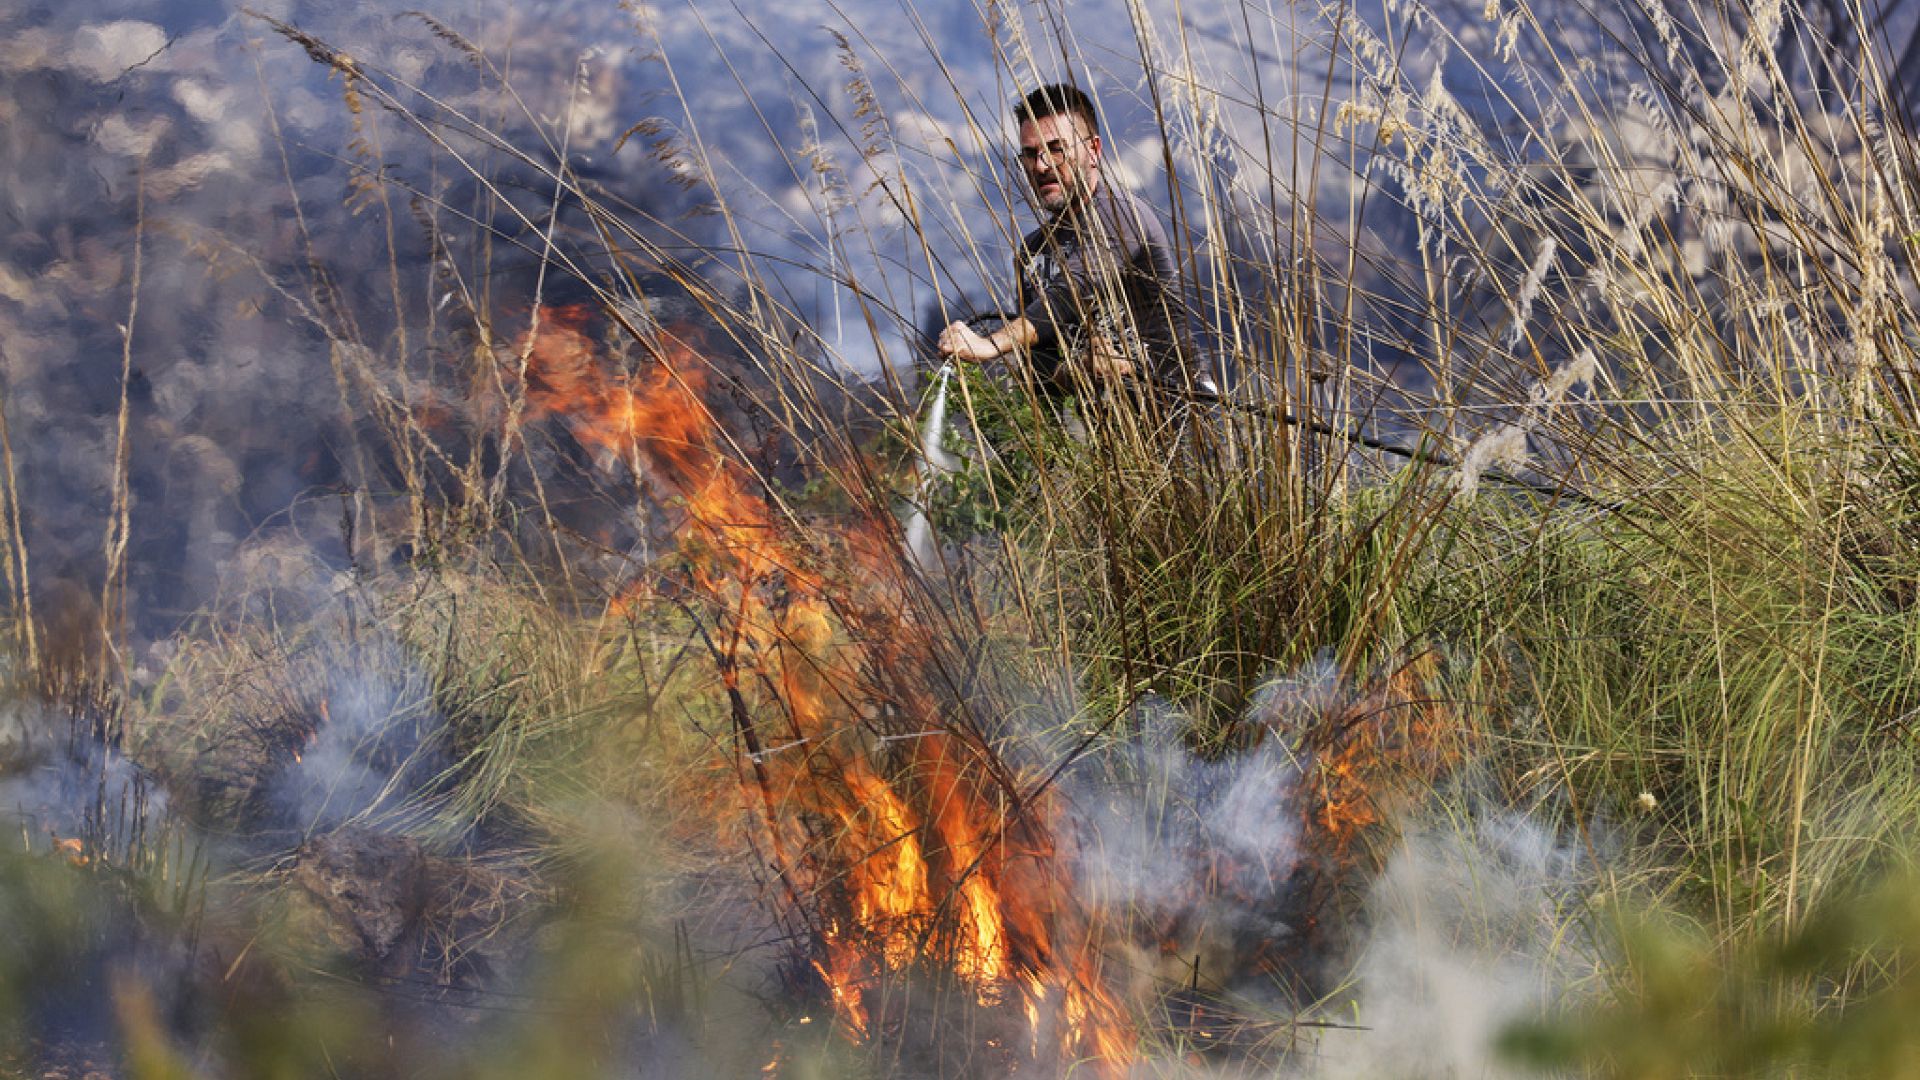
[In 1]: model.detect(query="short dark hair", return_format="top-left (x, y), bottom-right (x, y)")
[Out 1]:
top-left (1014, 83), bottom-right (1098, 134)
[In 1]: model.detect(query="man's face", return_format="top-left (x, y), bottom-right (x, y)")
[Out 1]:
top-left (1018, 112), bottom-right (1100, 214)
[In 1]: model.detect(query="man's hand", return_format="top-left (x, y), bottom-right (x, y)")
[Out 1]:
top-left (1085, 333), bottom-right (1136, 382)
top-left (937, 321), bottom-right (1002, 363)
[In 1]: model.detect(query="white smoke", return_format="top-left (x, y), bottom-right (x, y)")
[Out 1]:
top-left (1041, 652), bottom-right (1602, 1077)
top-left (0, 696), bottom-right (174, 867)
top-left (1292, 809), bottom-right (1603, 1079)
top-left (1051, 659), bottom-right (1343, 1007)
top-left (1063, 697), bottom-right (1303, 915)
top-left (268, 646), bottom-right (449, 834)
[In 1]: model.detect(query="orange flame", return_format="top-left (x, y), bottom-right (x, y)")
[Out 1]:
top-left (53, 836), bottom-right (88, 866)
top-left (513, 307), bottom-right (1135, 1073)
top-left (1300, 657), bottom-right (1456, 861)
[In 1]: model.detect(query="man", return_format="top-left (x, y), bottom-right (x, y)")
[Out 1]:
top-left (936, 84), bottom-right (1201, 399)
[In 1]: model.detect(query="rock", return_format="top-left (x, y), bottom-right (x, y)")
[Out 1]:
top-left (289, 826), bottom-right (538, 987)
top-left (292, 827), bottom-right (428, 965)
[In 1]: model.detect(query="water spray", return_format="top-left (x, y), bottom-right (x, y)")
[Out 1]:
top-left (903, 358), bottom-right (957, 572)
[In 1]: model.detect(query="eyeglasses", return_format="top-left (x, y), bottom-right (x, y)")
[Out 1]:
top-left (1017, 140), bottom-right (1077, 166)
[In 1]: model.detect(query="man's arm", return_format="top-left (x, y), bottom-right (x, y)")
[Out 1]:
top-left (936, 318), bottom-right (1039, 363)
top-left (940, 315), bottom-right (1135, 386)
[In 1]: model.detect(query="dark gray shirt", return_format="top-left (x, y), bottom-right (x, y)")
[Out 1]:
top-left (1016, 185), bottom-right (1193, 387)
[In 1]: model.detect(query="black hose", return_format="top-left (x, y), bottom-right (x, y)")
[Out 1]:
top-left (1149, 377), bottom-right (1627, 514)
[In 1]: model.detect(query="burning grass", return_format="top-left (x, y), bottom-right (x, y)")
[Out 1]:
top-left (509, 303), bottom-right (1143, 1067)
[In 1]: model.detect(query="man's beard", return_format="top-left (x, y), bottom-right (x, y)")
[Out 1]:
top-left (1034, 176), bottom-right (1088, 214)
